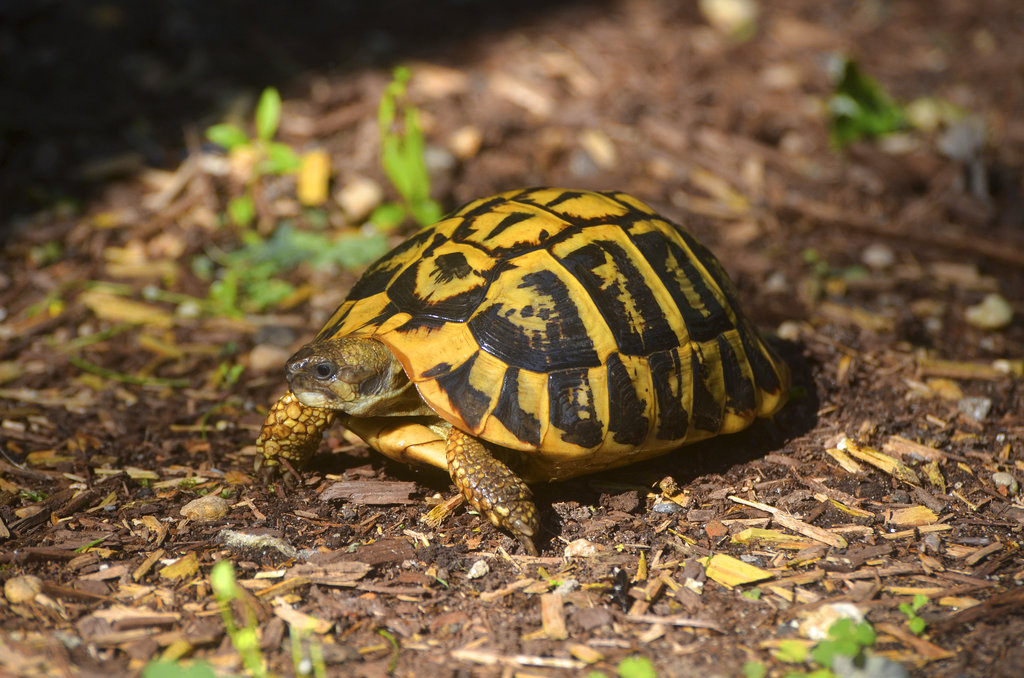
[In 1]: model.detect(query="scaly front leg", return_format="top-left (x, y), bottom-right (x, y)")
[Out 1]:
top-left (445, 427), bottom-right (539, 555)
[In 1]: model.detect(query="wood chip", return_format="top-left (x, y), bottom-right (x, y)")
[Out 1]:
top-left (729, 495), bottom-right (848, 548)
top-left (704, 553), bottom-right (773, 588)
top-left (824, 446), bottom-right (863, 473)
top-left (917, 357), bottom-right (1006, 380)
top-left (540, 593), bottom-right (568, 640)
top-left (883, 435), bottom-right (947, 462)
top-left (874, 622), bottom-right (955, 661)
top-left (450, 648), bottom-right (584, 670)
top-left (272, 602), bottom-right (332, 634)
top-left (624, 613), bottom-right (725, 633)
top-left (964, 540), bottom-right (1002, 566)
top-left (838, 437), bottom-right (920, 486)
top-left (320, 480), bottom-right (419, 505)
top-left (479, 577), bottom-right (536, 602)
top-left (884, 505), bottom-right (939, 527)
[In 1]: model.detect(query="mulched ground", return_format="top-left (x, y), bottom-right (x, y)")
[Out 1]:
top-left (2, 1), bottom-right (1023, 676)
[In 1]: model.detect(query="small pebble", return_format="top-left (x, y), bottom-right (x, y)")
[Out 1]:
top-left (554, 578), bottom-right (580, 595)
top-left (992, 472), bottom-right (1019, 496)
top-left (861, 243), bottom-right (895, 270)
top-left (832, 653), bottom-right (909, 678)
top-left (563, 538), bottom-right (602, 558)
top-left (798, 602), bottom-right (864, 641)
top-left (652, 501), bottom-right (683, 514)
top-left (965, 293), bottom-right (1013, 330)
top-left (448, 125), bottom-right (483, 160)
top-left (776, 320), bottom-right (801, 342)
top-left (920, 532), bottom-right (941, 553)
top-left (698, 0), bottom-right (759, 40)
top-left (466, 559), bottom-right (490, 579)
top-left (335, 176), bottom-right (383, 223)
top-left (763, 271), bottom-right (788, 294)
top-left (424, 146), bottom-right (456, 173)
top-left (180, 494), bottom-right (229, 521)
top-left (578, 129), bottom-right (617, 170)
top-left (568, 148), bottom-right (599, 178)
top-left (4, 575), bottom-right (42, 604)
top-left (957, 396), bottom-right (992, 422)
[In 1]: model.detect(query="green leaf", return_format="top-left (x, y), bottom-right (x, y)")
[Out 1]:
top-left (255, 87), bottom-right (282, 141)
top-left (851, 621), bottom-right (876, 647)
top-left (228, 195), bottom-right (255, 227)
top-left (742, 587), bottom-right (763, 601)
top-left (206, 123), bottom-right (250, 150)
top-left (143, 660), bottom-right (217, 678)
top-left (210, 560), bottom-right (239, 600)
top-left (208, 270), bottom-right (241, 317)
top-left (908, 616), bottom-right (926, 635)
top-left (742, 661), bottom-right (767, 678)
top-left (811, 638), bottom-right (854, 668)
top-left (243, 278), bottom-right (295, 311)
top-left (327, 231), bottom-right (389, 270)
top-left (774, 640), bottom-right (809, 664)
top-left (827, 56), bottom-right (907, 148)
top-left (410, 197), bottom-right (443, 227)
top-left (912, 593), bottom-right (929, 611)
top-left (618, 656), bottom-right (657, 678)
top-left (260, 142), bottom-right (301, 174)
top-left (370, 202), bottom-right (407, 230)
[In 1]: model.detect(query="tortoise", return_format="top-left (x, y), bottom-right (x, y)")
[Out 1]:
top-left (256, 187), bottom-right (789, 554)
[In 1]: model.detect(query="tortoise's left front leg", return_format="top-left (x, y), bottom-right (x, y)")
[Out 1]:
top-left (445, 428), bottom-right (539, 555)
top-left (255, 391), bottom-right (336, 474)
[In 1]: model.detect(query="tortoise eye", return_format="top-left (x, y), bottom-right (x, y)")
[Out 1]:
top-left (312, 362), bottom-right (335, 380)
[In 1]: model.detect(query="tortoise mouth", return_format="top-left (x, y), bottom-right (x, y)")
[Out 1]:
top-left (290, 385), bottom-right (338, 409)
top-left (288, 373), bottom-right (356, 410)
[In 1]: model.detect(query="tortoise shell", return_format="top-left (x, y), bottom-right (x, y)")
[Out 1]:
top-left (314, 188), bottom-right (789, 478)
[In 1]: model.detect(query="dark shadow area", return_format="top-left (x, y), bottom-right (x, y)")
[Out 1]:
top-left (0, 0), bottom-right (610, 236)
top-left (534, 337), bottom-right (819, 550)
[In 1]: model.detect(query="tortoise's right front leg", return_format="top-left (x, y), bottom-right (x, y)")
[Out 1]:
top-left (255, 391), bottom-right (335, 473)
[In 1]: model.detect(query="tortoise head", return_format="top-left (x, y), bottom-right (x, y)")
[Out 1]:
top-left (286, 337), bottom-right (421, 417)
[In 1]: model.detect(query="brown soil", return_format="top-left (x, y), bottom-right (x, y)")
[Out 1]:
top-left (2, 1), bottom-right (1023, 677)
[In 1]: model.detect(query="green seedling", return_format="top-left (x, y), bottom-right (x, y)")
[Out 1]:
top-left (743, 661), bottom-right (768, 678)
top-left (195, 222), bottom-right (387, 317)
top-left (827, 57), bottom-right (908, 149)
top-left (373, 66), bottom-right (443, 229)
top-left (140, 561), bottom-right (258, 678)
top-left (586, 655), bottom-right (658, 678)
top-left (142, 661), bottom-right (216, 678)
top-left (899, 593), bottom-right (928, 636)
top-left (773, 617), bottom-right (910, 678)
top-left (810, 618), bottom-right (876, 669)
top-left (210, 559), bottom-right (268, 678)
top-left (207, 87), bottom-right (302, 226)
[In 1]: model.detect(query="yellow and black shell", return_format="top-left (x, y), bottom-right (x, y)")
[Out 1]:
top-left (316, 188), bottom-right (789, 479)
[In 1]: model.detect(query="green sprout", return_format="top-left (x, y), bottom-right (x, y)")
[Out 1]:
top-left (827, 57), bottom-right (908, 149)
top-left (194, 221), bottom-right (387, 317)
top-left (210, 560), bottom-right (268, 678)
top-left (373, 66), bottom-right (443, 229)
top-left (898, 593), bottom-right (928, 636)
top-left (207, 87), bottom-right (302, 227)
top-left (772, 618), bottom-right (910, 678)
